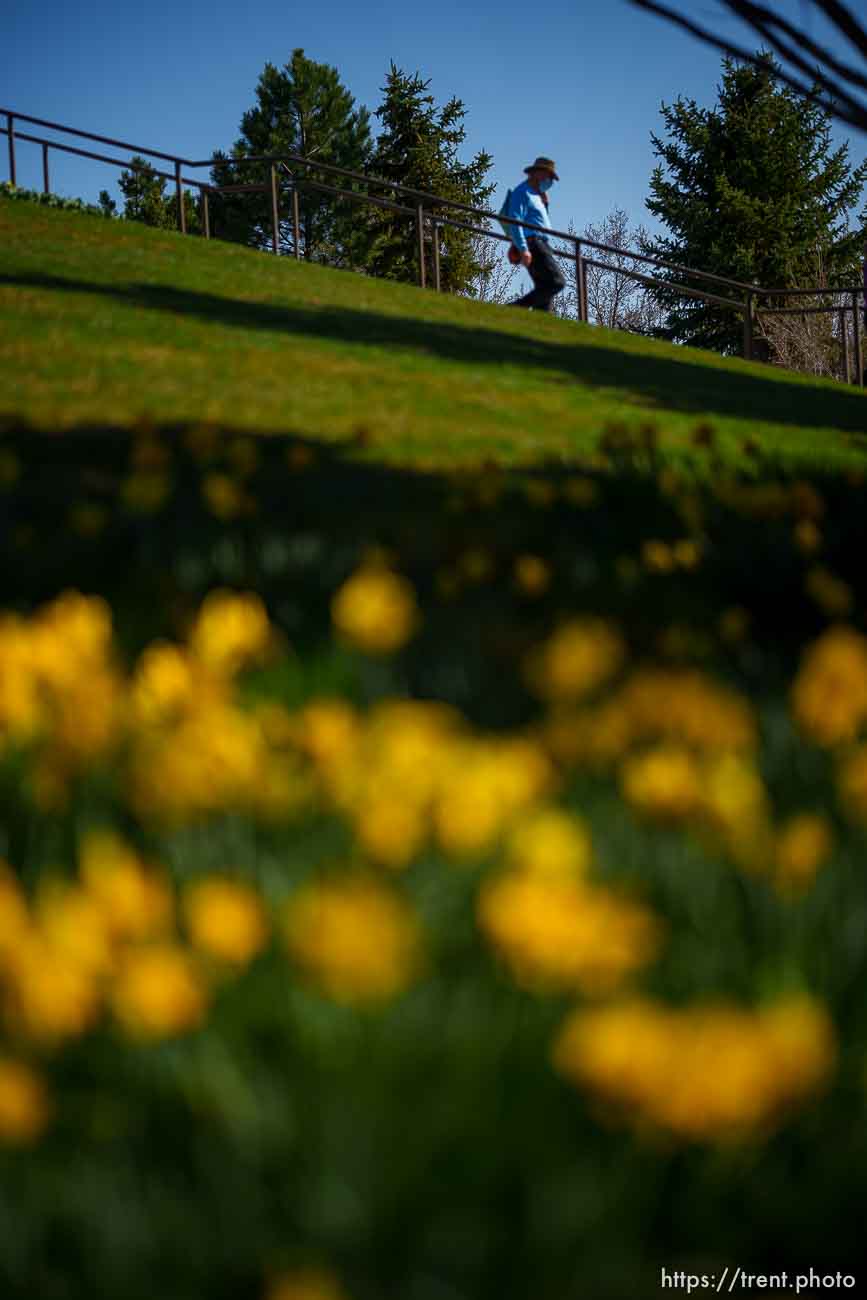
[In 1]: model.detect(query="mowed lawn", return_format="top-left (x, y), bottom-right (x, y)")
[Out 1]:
top-left (1, 198), bottom-right (866, 471)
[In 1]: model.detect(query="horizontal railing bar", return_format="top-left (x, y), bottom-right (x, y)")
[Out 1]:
top-left (5, 107), bottom-right (862, 330)
top-left (1, 107), bottom-right (192, 166)
top-left (758, 304), bottom-right (860, 316)
top-left (756, 285), bottom-right (865, 298)
top-left (200, 150), bottom-right (767, 294)
top-left (583, 258), bottom-right (744, 309)
top-left (5, 129), bottom-right (206, 189)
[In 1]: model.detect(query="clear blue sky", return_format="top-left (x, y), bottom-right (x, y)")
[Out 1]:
top-left (3, 0), bottom-right (865, 239)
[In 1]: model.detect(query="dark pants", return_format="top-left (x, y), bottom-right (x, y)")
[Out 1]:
top-left (511, 237), bottom-right (566, 311)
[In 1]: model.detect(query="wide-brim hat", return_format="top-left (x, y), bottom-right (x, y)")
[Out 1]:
top-left (524, 156), bottom-right (559, 180)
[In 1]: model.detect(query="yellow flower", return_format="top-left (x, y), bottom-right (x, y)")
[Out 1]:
top-left (35, 880), bottom-right (115, 978)
top-left (806, 566), bottom-right (853, 618)
top-left (202, 471), bottom-right (246, 519)
top-left (505, 807), bottom-right (592, 879)
top-left (642, 540), bottom-right (675, 573)
top-left (433, 739), bottom-right (551, 859)
top-left (478, 872), bottom-right (661, 995)
top-left (5, 934), bottom-right (102, 1042)
top-left (331, 567), bottom-right (419, 655)
top-left (513, 554), bottom-right (551, 596)
top-left (189, 590), bottom-right (272, 676)
top-left (620, 746), bottom-right (702, 821)
top-left (353, 799), bottom-right (428, 870)
top-left (0, 1059), bottom-right (51, 1144)
top-left (294, 699), bottom-right (360, 768)
top-left (266, 1268), bottom-right (350, 1300)
top-left (79, 830), bottom-right (174, 941)
top-left (121, 472), bottom-right (171, 514)
top-left (774, 814), bottom-right (834, 893)
top-left (113, 945), bottom-right (208, 1040)
top-left (283, 877), bottom-right (422, 1004)
top-left (184, 878), bottom-right (269, 966)
top-left (130, 642), bottom-right (198, 726)
top-left (525, 618), bottom-right (625, 701)
top-left (553, 995), bottom-right (835, 1143)
top-left (792, 626), bottom-right (867, 746)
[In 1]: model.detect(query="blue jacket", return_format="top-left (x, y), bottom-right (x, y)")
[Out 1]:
top-left (505, 180), bottom-right (552, 252)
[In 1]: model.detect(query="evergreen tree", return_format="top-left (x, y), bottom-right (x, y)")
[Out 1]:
top-left (644, 54), bottom-right (867, 354)
top-left (117, 158), bottom-right (200, 233)
top-left (364, 65), bottom-right (494, 293)
top-left (210, 49), bottom-right (372, 262)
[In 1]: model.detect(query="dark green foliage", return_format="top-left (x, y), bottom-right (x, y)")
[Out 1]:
top-left (644, 54), bottom-right (867, 354)
top-left (0, 181), bottom-right (112, 218)
top-left (118, 156), bottom-right (201, 233)
top-left (97, 190), bottom-right (117, 218)
top-left (209, 49), bottom-right (372, 263)
top-left (363, 65), bottom-right (495, 293)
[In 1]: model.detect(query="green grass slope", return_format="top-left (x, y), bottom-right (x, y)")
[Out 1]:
top-left (1, 198), bottom-right (865, 471)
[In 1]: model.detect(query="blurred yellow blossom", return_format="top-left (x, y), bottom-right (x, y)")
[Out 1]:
top-left (433, 738), bottom-right (552, 858)
top-left (791, 626), bottom-right (867, 746)
top-left (202, 471), bottom-right (246, 519)
top-left (35, 880), bottom-right (115, 978)
top-left (130, 642), bottom-right (199, 726)
top-left (331, 566), bottom-right (419, 655)
top-left (0, 1058), bottom-right (51, 1145)
top-left (121, 472), bottom-right (171, 514)
top-left (478, 871), bottom-right (661, 995)
top-left (621, 746), bottom-right (703, 822)
top-left (184, 877), bottom-right (270, 967)
top-left (514, 554), bottom-right (551, 597)
top-left (190, 590), bottom-right (272, 676)
top-left (283, 877), bottom-right (422, 1004)
top-left (266, 1269), bottom-right (350, 1300)
top-left (774, 814), bottom-right (834, 894)
top-left (806, 566), bottom-right (853, 619)
top-left (836, 745), bottom-right (867, 824)
top-left (4, 934), bottom-right (102, 1042)
top-left (525, 618), bottom-right (625, 702)
top-left (553, 995), bottom-right (835, 1142)
top-left (505, 807), bottom-right (592, 879)
top-left (79, 830), bottom-right (173, 941)
top-left (112, 945), bottom-right (208, 1039)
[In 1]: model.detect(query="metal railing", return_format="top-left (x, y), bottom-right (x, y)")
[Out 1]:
top-left (2, 107), bottom-right (864, 385)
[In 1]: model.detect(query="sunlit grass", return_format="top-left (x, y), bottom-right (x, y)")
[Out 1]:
top-left (2, 199), bottom-right (866, 472)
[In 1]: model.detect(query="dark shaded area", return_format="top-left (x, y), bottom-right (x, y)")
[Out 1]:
top-left (3, 270), bottom-right (866, 434)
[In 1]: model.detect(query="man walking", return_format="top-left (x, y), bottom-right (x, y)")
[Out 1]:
top-left (505, 157), bottom-right (566, 311)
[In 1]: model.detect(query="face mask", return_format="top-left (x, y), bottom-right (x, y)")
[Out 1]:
top-left (538, 177), bottom-right (554, 193)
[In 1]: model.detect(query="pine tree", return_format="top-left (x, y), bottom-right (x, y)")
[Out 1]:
top-left (644, 54), bottom-right (867, 354)
top-left (210, 49), bottom-right (372, 263)
top-left (364, 65), bottom-right (494, 293)
top-left (117, 158), bottom-right (201, 233)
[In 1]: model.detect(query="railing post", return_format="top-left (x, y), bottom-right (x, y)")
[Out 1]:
top-left (174, 159), bottom-right (186, 234)
top-left (292, 186), bottom-right (301, 259)
top-left (416, 204), bottom-right (427, 288)
top-left (839, 307), bottom-right (851, 384)
top-left (270, 165), bottom-right (280, 255)
top-left (42, 143), bottom-right (50, 194)
top-left (432, 218), bottom-right (441, 291)
top-left (202, 189), bottom-right (210, 240)
top-left (743, 290), bottom-right (754, 360)
top-left (853, 291), bottom-right (863, 387)
top-left (7, 113), bottom-right (15, 186)
top-left (574, 237), bottom-right (587, 323)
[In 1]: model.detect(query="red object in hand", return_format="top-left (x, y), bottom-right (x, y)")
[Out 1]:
top-left (507, 244), bottom-right (521, 265)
